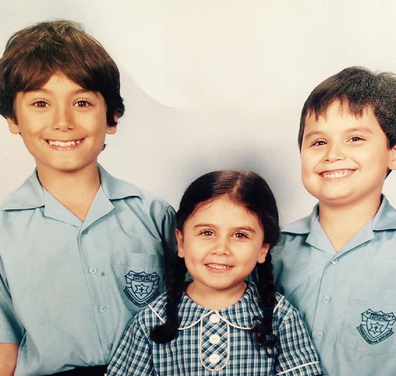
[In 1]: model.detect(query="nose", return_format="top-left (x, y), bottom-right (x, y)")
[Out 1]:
top-left (52, 105), bottom-right (74, 131)
top-left (324, 142), bottom-right (345, 162)
top-left (212, 236), bottom-right (231, 255)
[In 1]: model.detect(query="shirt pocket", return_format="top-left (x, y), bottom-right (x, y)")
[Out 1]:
top-left (113, 243), bottom-right (166, 312)
top-left (339, 285), bottom-right (396, 356)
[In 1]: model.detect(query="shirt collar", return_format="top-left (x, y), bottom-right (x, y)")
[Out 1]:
top-left (98, 165), bottom-right (142, 201)
top-left (150, 282), bottom-right (264, 330)
top-left (282, 203), bottom-right (319, 235)
top-left (1, 165), bottom-right (142, 211)
top-left (282, 195), bottom-right (396, 235)
top-left (1, 170), bottom-right (44, 210)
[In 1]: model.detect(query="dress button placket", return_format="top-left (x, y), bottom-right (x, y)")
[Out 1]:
top-left (200, 313), bottom-right (229, 371)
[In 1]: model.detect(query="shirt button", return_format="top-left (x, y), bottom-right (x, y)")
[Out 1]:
top-left (316, 332), bottom-right (324, 339)
top-left (209, 354), bottom-right (220, 364)
top-left (331, 258), bottom-right (338, 265)
top-left (99, 306), bottom-right (107, 313)
top-left (89, 267), bottom-right (98, 274)
top-left (210, 314), bottom-right (220, 323)
top-left (323, 296), bottom-right (330, 304)
top-left (108, 343), bottom-right (113, 350)
top-left (209, 334), bottom-right (221, 344)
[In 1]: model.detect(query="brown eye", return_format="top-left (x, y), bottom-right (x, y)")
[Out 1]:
top-left (33, 101), bottom-right (48, 107)
top-left (75, 100), bottom-right (90, 107)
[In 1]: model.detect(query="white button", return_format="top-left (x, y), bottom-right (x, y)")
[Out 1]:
top-left (209, 354), bottom-right (220, 364)
top-left (323, 296), bottom-right (330, 303)
top-left (89, 267), bottom-right (98, 274)
top-left (316, 332), bottom-right (324, 339)
top-left (209, 334), bottom-right (221, 344)
top-left (331, 258), bottom-right (338, 265)
top-left (210, 314), bottom-right (220, 323)
top-left (99, 306), bottom-right (107, 313)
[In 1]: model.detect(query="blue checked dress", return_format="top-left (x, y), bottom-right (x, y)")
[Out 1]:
top-left (108, 282), bottom-right (322, 375)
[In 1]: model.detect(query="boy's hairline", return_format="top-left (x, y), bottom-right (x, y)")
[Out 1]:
top-left (299, 98), bottom-right (392, 149)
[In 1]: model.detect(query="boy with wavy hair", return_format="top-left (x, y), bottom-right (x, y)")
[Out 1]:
top-left (0, 21), bottom-right (175, 376)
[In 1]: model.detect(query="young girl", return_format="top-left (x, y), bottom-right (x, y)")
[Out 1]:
top-left (108, 171), bottom-right (322, 376)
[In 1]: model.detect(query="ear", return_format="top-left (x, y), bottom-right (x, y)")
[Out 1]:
top-left (388, 144), bottom-right (396, 171)
top-left (7, 117), bottom-right (20, 134)
top-left (257, 243), bottom-right (271, 264)
top-left (175, 229), bottom-right (185, 258)
top-left (106, 125), bottom-right (117, 135)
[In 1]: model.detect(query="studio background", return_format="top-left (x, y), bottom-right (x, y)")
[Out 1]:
top-left (1, 0), bottom-right (396, 226)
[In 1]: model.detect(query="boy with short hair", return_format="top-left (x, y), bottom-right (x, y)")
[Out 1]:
top-left (273, 66), bottom-right (396, 375)
top-left (0, 21), bottom-right (175, 376)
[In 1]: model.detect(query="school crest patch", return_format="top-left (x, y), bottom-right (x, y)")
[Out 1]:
top-left (357, 309), bottom-right (396, 345)
top-left (124, 270), bottom-right (160, 307)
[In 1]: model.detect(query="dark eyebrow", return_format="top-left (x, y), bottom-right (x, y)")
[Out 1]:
top-left (193, 224), bottom-right (256, 233)
top-left (22, 88), bottom-right (99, 96)
top-left (303, 130), bottom-right (324, 140)
top-left (344, 126), bottom-right (374, 134)
top-left (303, 126), bottom-right (374, 141)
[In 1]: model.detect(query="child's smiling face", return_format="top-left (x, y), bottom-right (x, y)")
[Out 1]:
top-left (300, 101), bottom-right (396, 210)
top-left (176, 195), bottom-right (269, 306)
top-left (7, 72), bottom-right (116, 179)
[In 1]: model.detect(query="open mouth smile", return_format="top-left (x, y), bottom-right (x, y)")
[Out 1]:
top-left (320, 170), bottom-right (353, 179)
top-left (47, 139), bottom-right (83, 147)
top-left (206, 263), bottom-right (232, 270)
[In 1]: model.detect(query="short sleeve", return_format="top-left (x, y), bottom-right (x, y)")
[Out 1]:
top-left (107, 316), bottom-right (155, 376)
top-left (0, 261), bottom-right (23, 343)
top-left (275, 298), bottom-right (323, 376)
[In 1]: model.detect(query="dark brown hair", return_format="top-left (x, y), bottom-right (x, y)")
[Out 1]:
top-left (0, 20), bottom-right (124, 125)
top-left (299, 66), bottom-right (396, 149)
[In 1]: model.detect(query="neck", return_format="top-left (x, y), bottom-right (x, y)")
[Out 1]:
top-left (319, 196), bottom-right (382, 251)
top-left (186, 281), bottom-right (247, 310)
top-left (37, 165), bottom-right (101, 221)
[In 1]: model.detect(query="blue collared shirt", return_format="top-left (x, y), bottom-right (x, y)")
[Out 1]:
top-left (108, 282), bottom-right (322, 376)
top-left (0, 166), bottom-right (176, 376)
top-left (273, 196), bottom-right (396, 376)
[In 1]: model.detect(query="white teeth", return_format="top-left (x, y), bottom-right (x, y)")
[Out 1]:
top-left (48, 140), bottom-right (81, 147)
top-left (322, 171), bottom-right (350, 179)
top-left (207, 264), bottom-right (229, 270)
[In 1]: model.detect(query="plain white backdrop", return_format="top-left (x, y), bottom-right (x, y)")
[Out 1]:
top-left (1, 0), bottom-right (396, 225)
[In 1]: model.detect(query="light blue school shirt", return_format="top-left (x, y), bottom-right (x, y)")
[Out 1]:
top-left (0, 165), bottom-right (176, 376)
top-left (272, 196), bottom-right (396, 376)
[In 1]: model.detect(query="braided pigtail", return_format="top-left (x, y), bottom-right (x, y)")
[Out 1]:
top-left (254, 251), bottom-right (278, 357)
top-left (150, 255), bottom-right (187, 343)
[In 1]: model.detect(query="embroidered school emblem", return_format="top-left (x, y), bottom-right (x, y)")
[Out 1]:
top-left (357, 309), bottom-right (396, 345)
top-left (124, 270), bottom-right (160, 307)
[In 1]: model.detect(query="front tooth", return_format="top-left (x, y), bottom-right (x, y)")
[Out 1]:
top-left (324, 171), bottom-right (348, 179)
top-left (50, 140), bottom-right (80, 147)
top-left (209, 264), bottom-right (228, 269)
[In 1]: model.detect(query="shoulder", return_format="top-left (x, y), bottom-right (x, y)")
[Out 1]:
top-left (135, 292), bottom-right (168, 328)
top-left (281, 204), bottom-right (319, 235)
top-left (373, 195), bottom-right (396, 231)
top-left (273, 293), bottom-right (301, 325)
top-left (272, 205), bottom-right (319, 261)
top-left (1, 171), bottom-right (43, 212)
top-left (122, 293), bottom-right (167, 340)
top-left (99, 166), bottom-right (175, 217)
